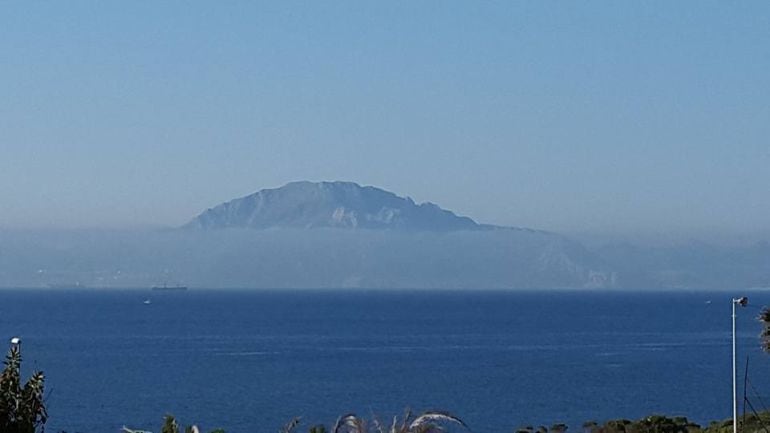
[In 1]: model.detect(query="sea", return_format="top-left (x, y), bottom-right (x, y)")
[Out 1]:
top-left (1, 289), bottom-right (770, 433)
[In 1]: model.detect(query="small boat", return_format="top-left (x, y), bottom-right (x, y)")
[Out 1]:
top-left (143, 299), bottom-right (152, 305)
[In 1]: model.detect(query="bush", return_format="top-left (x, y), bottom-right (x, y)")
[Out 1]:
top-left (0, 345), bottom-right (47, 433)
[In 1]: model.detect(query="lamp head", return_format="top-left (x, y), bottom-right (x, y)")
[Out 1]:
top-left (735, 297), bottom-right (748, 307)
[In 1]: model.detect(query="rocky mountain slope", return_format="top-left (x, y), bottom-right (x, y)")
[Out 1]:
top-left (185, 181), bottom-right (482, 231)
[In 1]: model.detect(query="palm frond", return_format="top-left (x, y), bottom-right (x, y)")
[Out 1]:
top-left (280, 416), bottom-right (302, 433)
top-left (334, 413), bottom-right (354, 433)
top-left (372, 414), bottom-right (386, 433)
top-left (409, 411), bottom-right (468, 431)
top-left (123, 427), bottom-right (153, 433)
top-left (400, 409), bottom-right (412, 432)
top-left (334, 414), bottom-right (362, 433)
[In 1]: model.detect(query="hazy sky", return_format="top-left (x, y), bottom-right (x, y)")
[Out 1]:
top-left (1, 2), bottom-right (768, 236)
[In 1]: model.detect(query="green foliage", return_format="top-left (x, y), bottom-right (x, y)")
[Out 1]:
top-left (0, 346), bottom-right (47, 433)
top-left (527, 412), bottom-right (770, 433)
top-left (587, 415), bottom-right (700, 433)
top-left (551, 423), bottom-right (568, 433)
top-left (162, 414), bottom-right (180, 433)
top-left (759, 307), bottom-right (770, 352)
top-left (704, 411), bottom-right (770, 433)
top-left (309, 425), bottom-right (329, 433)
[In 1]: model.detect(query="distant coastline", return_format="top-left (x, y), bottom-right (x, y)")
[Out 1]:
top-left (151, 284), bottom-right (188, 291)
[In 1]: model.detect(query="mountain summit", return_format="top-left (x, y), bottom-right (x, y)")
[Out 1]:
top-left (185, 181), bottom-right (482, 231)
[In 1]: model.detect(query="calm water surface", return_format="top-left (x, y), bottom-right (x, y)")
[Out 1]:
top-left (0, 289), bottom-right (768, 433)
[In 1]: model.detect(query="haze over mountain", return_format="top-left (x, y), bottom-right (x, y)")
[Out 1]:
top-left (0, 181), bottom-right (767, 290)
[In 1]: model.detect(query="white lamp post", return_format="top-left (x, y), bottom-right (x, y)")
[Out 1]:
top-left (732, 297), bottom-right (748, 433)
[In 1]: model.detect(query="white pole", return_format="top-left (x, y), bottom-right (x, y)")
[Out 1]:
top-left (732, 299), bottom-right (738, 433)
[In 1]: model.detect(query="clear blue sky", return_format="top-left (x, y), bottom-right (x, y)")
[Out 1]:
top-left (1, 1), bottom-right (768, 236)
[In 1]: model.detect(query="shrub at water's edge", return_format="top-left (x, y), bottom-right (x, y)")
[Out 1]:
top-left (514, 413), bottom-right (770, 433)
top-left (0, 345), bottom-right (47, 433)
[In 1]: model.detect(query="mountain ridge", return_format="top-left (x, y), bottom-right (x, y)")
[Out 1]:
top-left (166, 181), bottom-right (616, 288)
top-left (185, 181), bottom-right (497, 231)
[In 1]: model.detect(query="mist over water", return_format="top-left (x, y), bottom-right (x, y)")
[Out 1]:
top-left (2, 289), bottom-right (768, 433)
top-left (2, 227), bottom-right (767, 290)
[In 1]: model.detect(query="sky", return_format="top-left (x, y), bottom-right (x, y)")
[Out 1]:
top-left (1, 1), bottom-right (769, 238)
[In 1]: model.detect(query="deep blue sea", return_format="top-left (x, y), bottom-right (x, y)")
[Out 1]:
top-left (1, 289), bottom-right (770, 433)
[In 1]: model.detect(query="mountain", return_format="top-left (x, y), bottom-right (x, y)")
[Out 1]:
top-left (12, 182), bottom-right (770, 289)
top-left (11, 181), bottom-right (766, 290)
top-left (171, 181), bottom-right (613, 288)
top-left (0, 181), bottom-right (618, 289)
top-left (3, 182), bottom-right (767, 290)
top-left (2, 175), bottom-right (767, 288)
top-left (184, 181), bottom-right (482, 231)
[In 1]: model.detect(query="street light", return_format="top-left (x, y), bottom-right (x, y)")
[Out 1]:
top-left (732, 297), bottom-right (748, 433)
top-left (9, 336), bottom-right (21, 357)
